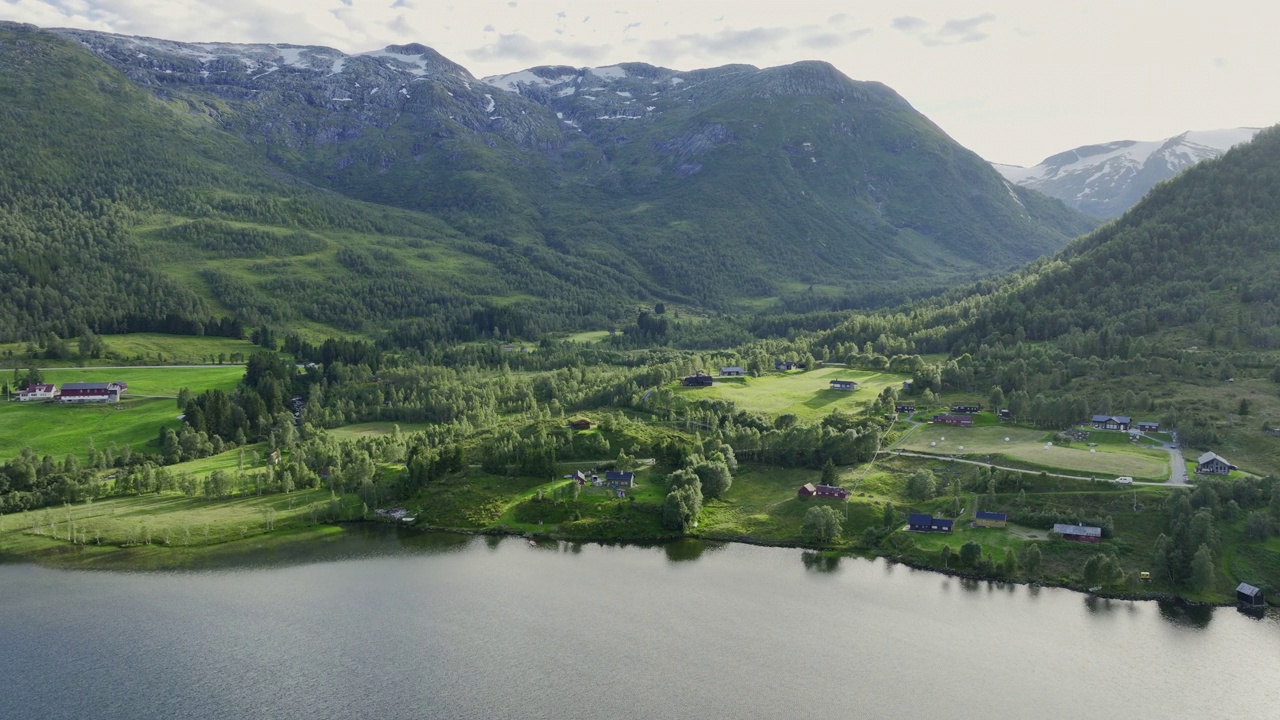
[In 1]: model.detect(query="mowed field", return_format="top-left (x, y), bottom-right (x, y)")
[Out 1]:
top-left (673, 367), bottom-right (910, 422)
top-left (0, 333), bottom-right (263, 367)
top-left (900, 424), bottom-right (1171, 479)
top-left (1, 366), bottom-right (243, 462)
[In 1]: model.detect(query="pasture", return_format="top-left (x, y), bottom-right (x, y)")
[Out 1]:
top-left (1, 365), bottom-right (243, 461)
top-left (673, 366), bottom-right (910, 422)
top-left (0, 333), bottom-right (263, 368)
top-left (899, 425), bottom-right (1170, 479)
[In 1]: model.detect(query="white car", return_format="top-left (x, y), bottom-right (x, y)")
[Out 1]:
top-left (1115, 476), bottom-right (1133, 484)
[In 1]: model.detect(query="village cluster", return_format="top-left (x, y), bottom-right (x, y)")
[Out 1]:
top-left (13, 381), bottom-right (127, 403)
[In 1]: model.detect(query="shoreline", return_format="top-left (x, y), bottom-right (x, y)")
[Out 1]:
top-left (7, 519), bottom-right (1252, 608)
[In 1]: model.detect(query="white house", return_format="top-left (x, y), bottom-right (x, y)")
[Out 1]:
top-left (17, 384), bottom-right (57, 402)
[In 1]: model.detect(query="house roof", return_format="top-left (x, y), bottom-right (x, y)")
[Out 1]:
top-left (21, 384), bottom-right (55, 392)
top-left (720, 366), bottom-right (744, 372)
top-left (1197, 452), bottom-right (1229, 465)
top-left (1137, 421), bottom-right (1159, 426)
top-left (933, 518), bottom-right (954, 528)
top-left (1053, 523), bottom-right (1102, 537)
top-left (976, 511), bottom-right (1007, 521)
top-left (1236, 582), bottom-right (1262, 597)
top-left (61, 382), bottom-right (120, 391)
top-left (799, 483), bottom-right (816, 492)
top-left (1091, 415), bottom-right (1132, 423)
top-left (830, 379), bottom-right (855, 386)
top-left (908, 513), bottom-right (933, 525)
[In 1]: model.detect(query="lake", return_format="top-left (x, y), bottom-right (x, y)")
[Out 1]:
top-left (1, 529), bottom-right (1277, 719)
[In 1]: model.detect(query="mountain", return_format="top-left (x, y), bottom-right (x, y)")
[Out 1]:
top-left (994, 128), bottom-right (1262, 218)
top-left (934, 125), bottom-right (1280, 351)
top-left (0, 22), bottom-right (1096, 343)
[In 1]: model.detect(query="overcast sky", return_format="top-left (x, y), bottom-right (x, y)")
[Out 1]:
top-left (3, 0), bottom-right (1278, 166)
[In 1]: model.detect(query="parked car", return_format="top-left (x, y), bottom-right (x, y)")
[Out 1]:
top-left (1115, 476), bottom-right (1133, 484)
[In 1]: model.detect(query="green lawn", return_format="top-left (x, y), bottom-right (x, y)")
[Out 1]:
top-left (34, 366), bottom-right (243, 398)
top-left (900, 425), bottom-right (1170, 479)
top-left (327, 422), bottom-right (436, 440)
top-left (672, 366), bottom-right (910, 421)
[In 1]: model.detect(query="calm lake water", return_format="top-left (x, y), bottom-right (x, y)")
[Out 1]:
top-left (1, 529), bottom-right (1277, 719)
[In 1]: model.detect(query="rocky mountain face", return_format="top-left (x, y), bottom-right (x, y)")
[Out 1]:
top-left (7, 22), bottom-right (1097, 331)
top-left (994, 129), bottom-right (1262, 219)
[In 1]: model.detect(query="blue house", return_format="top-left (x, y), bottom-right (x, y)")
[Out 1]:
top-left (604, 471), bottom-right (635, 488)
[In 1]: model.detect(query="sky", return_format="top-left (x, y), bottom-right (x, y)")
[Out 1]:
top-left (3, 0), bottom-right (1279, 166)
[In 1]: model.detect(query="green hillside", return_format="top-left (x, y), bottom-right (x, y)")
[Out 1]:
top-left (0, 23), bottom-right (1098, 345)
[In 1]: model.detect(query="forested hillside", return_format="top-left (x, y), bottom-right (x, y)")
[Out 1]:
top-left (0, 22), bottom-right (1095, 344)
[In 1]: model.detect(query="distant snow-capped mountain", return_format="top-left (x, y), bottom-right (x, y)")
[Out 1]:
top-left (994, 128), bottom-right (1261, 218)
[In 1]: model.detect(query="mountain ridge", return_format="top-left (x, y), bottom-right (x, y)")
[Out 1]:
top-left (994, 128), bottom-right (1262, 218)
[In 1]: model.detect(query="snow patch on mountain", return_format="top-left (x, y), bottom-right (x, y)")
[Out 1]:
top-left (995, 128), bottom-right (1262, 218)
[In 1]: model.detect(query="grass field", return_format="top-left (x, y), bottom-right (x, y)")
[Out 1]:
top-left (1, 365), bottom-right (243, 461)
top-left (673, 366), bottom-right (910, 421)
top-left (326, 422), bottom-right (436, 440)
top-left (0, 333), bottom-right (265, 368)
top-left (0, 488), bottom-right (346, 561)
top-left (899, 425), bottom-right (1170, 479)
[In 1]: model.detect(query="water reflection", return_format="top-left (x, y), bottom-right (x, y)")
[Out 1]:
top-left (1157, 600), bottom-right (1214, 629)
top-left (664, 539), bottom-right (725, 563)
top-left (801, 551), bottom-right (840, 574)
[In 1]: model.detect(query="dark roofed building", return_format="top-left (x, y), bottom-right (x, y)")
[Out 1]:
top-left (829, 380), bottom-right (857, 391)
top-left (682, 373), bottom-right (714, 387)
top-left (908, 514), bottom-right (953, 533)
top-left (1136, 421), bottom-right (1160, 433)
top-left (719, 366), bottom-right (745, 377)
top-left (1053, 523), bottom-right (1103, 542)
top-left (1091, 415), bottom-right (1132, 431)
top-left (58, 381), bottom-right (125, 403)
top-left (1236, 582), bottom-right (1264, 607)
top-left (975, 511), bottom-right (1007, 528)
top-left (932, 414), bottom-right (974, 427)
top-left (604, 471), bottom-right (635, 488)
top-left (568, 419), bottom-right (594, 430)
top-left (1196, 452), bottom-right (1235, 475)
top-left (814, 484), bottom-right (849, 500)
top-left (895, 405), bottom-right (916, 413)
top-left (798, 483), bottom-right (817, 497)
top-left (950, 405), bottom-right (982, 414)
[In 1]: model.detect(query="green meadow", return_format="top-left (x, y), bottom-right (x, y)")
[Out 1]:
top-left (673, 366), bottom-right (910, 422)
top-left (1, 365), bottom-right (243, 461)
top-left (900, 424), bottom-right (1171, 480)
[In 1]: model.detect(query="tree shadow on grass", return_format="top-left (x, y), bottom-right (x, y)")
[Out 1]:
top-left (801, 390), bottom-right (848, 411)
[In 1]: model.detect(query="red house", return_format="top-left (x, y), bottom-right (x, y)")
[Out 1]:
top-left (58, 382), bottom-right (126, 403)
top-left (932, 414), bottom-right (974, 427)
top-left (799, 483), bottom-right (849, 500)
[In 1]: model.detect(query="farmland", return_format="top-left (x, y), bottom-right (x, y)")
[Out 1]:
top-left (898, 424), bottom-right (1171, 480)
top-left (672, 367), bottom-right (910, 422)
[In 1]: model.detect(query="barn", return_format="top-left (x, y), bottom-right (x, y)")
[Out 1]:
top-left (798, 483), bottom-right (817, 497)
top-left (1053, 523), bottom-right (1102, 543)
top-left (58, 382), bottom-right (126, 403)
top-left (1236, 582), bottom-right (1264, 607)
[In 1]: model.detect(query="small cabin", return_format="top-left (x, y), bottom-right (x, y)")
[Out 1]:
top-left (775, 360), bottom-right (800, 371)
top-left (902, 380), bottom-right (913, 391)
top-left (950, 405), bottom-right (981, 414)
top-left (798, 483), bottom-right (817, 497)
top-left (829, 380), bottom-right (857, 391)
top-left (814, 484), bottom-right (850, 500)
top-left (568, 419), bottom-right (594, 431)
top-left (931, 414), bottom-right (973, 427)
top-left (682, 373), bottom-right (714, 387)
top-left (895, 405), bottom-right (916, 414)
top-left (997, 409), bottom-right (1012, 420)
top-left (719, 366), bottom-right (745, 377)
top-left (604, 471), bottom-right (635, 488)
top-left (1236, 582), bottom-right (1264, 607)
top-left (975, 511), bottom-right (1007, 528)
top-left (1091, 415), bottom-right (1132, 431)
top-left (1053, 523), bottom-right (1102, 543)
top-left (573, 470), bottom-right (588, 485)
top-left (1136, 421), bottom-right (1160, 433)
top-left (908, 513), bottom-right (953, 533)
top-left (1196, 452), bottom-right (1235, 475)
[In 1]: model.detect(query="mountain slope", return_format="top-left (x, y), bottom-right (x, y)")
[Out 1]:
top-left (45, 25), bottom-right (1096, 311)
top-left (936, 125), bottom-right (1280, 351)
top-left (995, 128), bottom-right (1261, 218)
